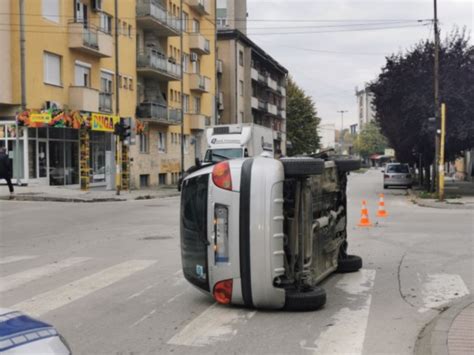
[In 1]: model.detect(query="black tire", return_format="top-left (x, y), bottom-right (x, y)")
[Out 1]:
top-left (284, 286), bottom-right (326, 311)
top-left (337, 254), bottom-right (363, 273)
top-left (281, 157), bottom-right (324, 178)
top-left (334, 159), bottom-right (361, 172)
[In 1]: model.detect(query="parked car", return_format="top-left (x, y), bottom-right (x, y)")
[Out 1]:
top-left (383, 163), bottom-right (412, 189)
top-left (0, 308), bottom-right (71, 354)
top-left (179, 155), bottom-right (362, 311)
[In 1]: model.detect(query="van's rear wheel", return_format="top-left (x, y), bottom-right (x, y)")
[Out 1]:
top-left (281, 158), bottom-right (325, 178)
top-left (337, 255), bottom-right (363, 273)
top-left (284, 286), bottom-right (326, 311)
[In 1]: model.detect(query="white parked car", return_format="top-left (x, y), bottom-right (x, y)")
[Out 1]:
top-left (180, 155), bottom-right (362, 311)
top-left (0, 309), bottom-right (71, 354)
top-left (383, 163), bottom-right (413, 189)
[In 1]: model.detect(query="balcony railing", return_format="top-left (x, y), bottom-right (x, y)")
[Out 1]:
top-left (137, 102), bottom-right (181, 125)
top-left (258, 100), bottom-right (267, 111)
top-left (69, 86), bottom-right (99, 112)
top-left (187, 0), bottom-right (210, 16)
top-left (136, 0), bottom-right (181, 36)
top-left (99, 92), bottom-right (113, 113)
top-left (189, 33), bottom-right (210, 55)
top-left (137, 49), bottom-right (181, 80)
top-left (190, 73), bottom-right (211, 93)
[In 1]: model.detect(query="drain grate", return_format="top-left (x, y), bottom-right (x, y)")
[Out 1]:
top-left (140, 236), bottom-right (173, 241)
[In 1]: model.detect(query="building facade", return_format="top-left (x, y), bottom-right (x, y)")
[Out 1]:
top-left (217, 30), bottom-right (288, 154)
top-left (0, 0), bottom-right (136, 188)
top-left (319, 123), bottom-right (336, 150)
top-left (216, 0), bottom-right (247, 34)
top-left (355, 85), bottom-right (376, 130)
top-left (130, 0), bottom-right (216, 188)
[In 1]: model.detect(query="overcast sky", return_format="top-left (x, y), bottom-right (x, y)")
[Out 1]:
top-left (246, 0), bottom-right (473, 128)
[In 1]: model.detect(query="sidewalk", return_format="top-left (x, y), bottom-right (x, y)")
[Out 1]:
top-left (416, 296), bottom-right (474, 355)
top-left (409, 180), bottom-right (474, 210)
top-left (0, 184), bottom-right (180, 202)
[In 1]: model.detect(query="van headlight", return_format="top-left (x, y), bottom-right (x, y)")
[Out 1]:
top-left (214, 204), bottom-right (229, 263)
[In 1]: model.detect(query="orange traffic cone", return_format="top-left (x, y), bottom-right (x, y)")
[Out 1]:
top-left (358, 200), bottom-right (373, 227)
top-left (377, 194), bottom-right (388, 217)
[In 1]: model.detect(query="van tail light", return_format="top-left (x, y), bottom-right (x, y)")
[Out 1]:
top-left (213, 279), bottom-right (233, 304)
top-left (212, 161), bottom-right (232, 191)
top-left (384, 174), bottom-right (390, 179)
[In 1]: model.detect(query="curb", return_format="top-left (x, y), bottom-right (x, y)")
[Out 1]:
top-left (0, 192), bottom-right (180, 203)
top-left (415, 296), bottom-right (474, 355)
top-left (407, 189), bottom-right (474, 210)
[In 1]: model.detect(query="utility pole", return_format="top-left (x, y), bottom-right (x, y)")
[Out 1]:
top-left (180, 0), bottom-right (185, 178)
top-left (439, 103), bottom-right (446, 200)
top-left (337, 110), bottom-right (348, 154)
top-left (16, 0), bottom-right (26, 186)
top-left (114, 0), bottom-right (121, 195)
top-left (432, 0), bottom-right (440, 193)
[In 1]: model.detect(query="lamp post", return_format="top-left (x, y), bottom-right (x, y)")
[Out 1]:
top-left (337, 110), bottom-right (348, 154)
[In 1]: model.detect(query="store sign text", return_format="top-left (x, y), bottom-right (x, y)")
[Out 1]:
top-left (30, 113), bottom-right (52, 124)
top-left (91, 114), bottom-right (119, 132)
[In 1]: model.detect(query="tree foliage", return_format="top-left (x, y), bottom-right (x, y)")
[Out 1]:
top-left (286, 77), bottom-right (320, 155)
top-left (354, 122), bottom-right (388, 158)
top-left (369, 30), bottom-right (474, 164)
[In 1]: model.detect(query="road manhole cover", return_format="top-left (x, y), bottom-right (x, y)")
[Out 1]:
top-left (140, 236), bottom-right (173, 241)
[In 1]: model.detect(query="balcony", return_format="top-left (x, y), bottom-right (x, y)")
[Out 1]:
top-left (251, 68), bottom-right (259, 81)
top-left (267, 103), bottom-right (278, 116)
top-left (267, 77), bottom-right (278, 91)
top-left (187, 0), bottom-right (210, 16)
top-left (188, 113), bottom-right (207, 131)
top-left (217, 59), bottom-right (223, 75)
top-left (68, 21), bottom-right (113, 58)
top-left (137, 102), bottom-right (182, 125)
top-left (190, 74), bottom-right (211, 93)
top-left (278, 108), bottom-right (286, 119)
top-left (69, 86), bottom-right (99, 112)
top-left (257, 100), bottom-right (267, 112)
top-left (136, 0), bottom-right (181, 37)
top-left (258, 72), bottom-right (268, 84)
top-left (137, 49), bottom-right (181, 81)
top-left (278, 85), bottom-right (286, 96)
top-left (99, 92), bottom-right (113, 113)
top-left (273, 130), bottom-right (283, 141)
top-left (189, 33), bottom-right (210, 55)
top-left (251, 96), bottom-right (259, 110)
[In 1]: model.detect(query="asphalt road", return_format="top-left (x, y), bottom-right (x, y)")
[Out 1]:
top-left (0, 169), bottom-right (472, 354)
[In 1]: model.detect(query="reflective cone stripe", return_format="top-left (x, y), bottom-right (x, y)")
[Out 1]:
top-left (358, 200), bottom-right (373, 227)
top-left (377, 194), bottom-right (388, 217)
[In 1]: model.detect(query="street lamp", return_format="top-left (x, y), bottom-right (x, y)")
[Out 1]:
top-left (337, 110), bottom-right (348, 154)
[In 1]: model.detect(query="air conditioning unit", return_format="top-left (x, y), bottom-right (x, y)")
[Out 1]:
top-left (44, 101), bottom-right (62, 110)
top-left (190, 53), bottom-right (199, 62)
top-left (92, 0), bottom-right (102, 12)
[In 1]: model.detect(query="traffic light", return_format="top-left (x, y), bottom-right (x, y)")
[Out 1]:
top-left (114, 121), bottom-right (124, 138)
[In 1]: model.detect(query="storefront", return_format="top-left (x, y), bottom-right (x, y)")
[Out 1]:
top-left (0, 111), bottom-right (116, 188)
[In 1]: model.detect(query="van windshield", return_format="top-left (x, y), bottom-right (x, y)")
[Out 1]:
top-left (204, 148), bottom-right (243, 162)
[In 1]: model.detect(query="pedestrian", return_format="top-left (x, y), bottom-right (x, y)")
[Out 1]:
top-left (0, 147), bottom-right (14, 194)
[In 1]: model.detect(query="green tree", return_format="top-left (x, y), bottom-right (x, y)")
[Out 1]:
top-left (354, 122), bottom-right (388, 159)
top-left (286, 77), bottom-right (320, 155)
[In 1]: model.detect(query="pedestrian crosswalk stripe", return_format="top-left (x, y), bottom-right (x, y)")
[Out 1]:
top-left (10, 259), bottom-right (157, 317)
top-left (0, 256), bottom-right (38, 265)
top-left (0, 257), bottom-right (90, 293)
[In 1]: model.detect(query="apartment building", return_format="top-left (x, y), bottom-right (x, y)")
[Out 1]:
top-left (355, 85), bottom-right (376, 130)
top-left (132, 0), bottom-right (216, 188)
top-left (217, 29), bottom-right (288, 154)
top-left (0, 0), bottom-right (136, 188)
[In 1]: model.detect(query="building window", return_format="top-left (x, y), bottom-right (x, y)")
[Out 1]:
top-left (101, 71), bottom-right (113, 93)
top-left (140, 174), bottom-right (149, 187)
top-left (183, 54), bottom-right (189, 73)
top-left (159, 173), bottom-right (167, 185)
top-left (183, 12), bottom-right (189, 31)
top-left (239, 50), bottom-right (244, 66)
top-left (100, 13), bottom-right (112, 34)
top-left (184, 135), bottom-right (189, 153)
top-left (74, 62), bottom-right (91, 87)
top-left (42, 0), bottom-right (60, 23)
top-left (192, 19), bottom-right (200, 32)
top-left (43, 52), bottom-right (61, 86)
top-left (128, 77), bottom-right (133, 90)
top-left (240, 111), bottom-right (244, 122)
top-left (239, 80), bottom-right (244, 96)
top-left (139, 132), bottom-right (149, 153)
top-left (183, 95), bottom-right (190, 113)
top-left (123, 77), bottom-right (128, 90)
top-left (128, 24), bottom-right (132, 37)
top-left (193, 96), bottom-right (201, 113)
top-left (158, 132), bottom-right (166, 152)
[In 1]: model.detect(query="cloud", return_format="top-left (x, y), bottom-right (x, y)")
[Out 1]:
top-left (247, 0), bottom-right (473, 126)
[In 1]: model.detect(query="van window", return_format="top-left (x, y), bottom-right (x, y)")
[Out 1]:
top-left (387, 164), bottom-right (409, 173)
top-left (204, 148), bottom-right (243, 162)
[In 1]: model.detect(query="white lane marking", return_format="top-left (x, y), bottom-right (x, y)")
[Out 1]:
top-left (0, 256), bottom-right (37, 265)
top-left (307, 269), bottom-right (376, 354)
top-left (127, 284), bottom-right (156, 300)
top-left (0, 257), bottom-right (90, 293)
top-left (130, 308), bottom-right (157, 328)
top-left (167, 303), bottom-right (256, 347)
top-left (10, 259), bottom-right (156, 317)
top-left (418, 273), bottom-right (470, 313)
